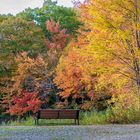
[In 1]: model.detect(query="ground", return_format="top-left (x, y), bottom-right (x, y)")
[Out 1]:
top-left (0, 125), bottom-right (140, 140)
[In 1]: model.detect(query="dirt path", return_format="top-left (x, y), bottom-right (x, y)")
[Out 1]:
top-left (0, 125), bottom-right (140, 140)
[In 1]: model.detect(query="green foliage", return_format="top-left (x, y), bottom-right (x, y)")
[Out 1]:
top-left (0, 17), bottom-right (45, 78)
top-left (0, 17), bottom-right (45, 55)
top-left (0, 14), bottom-right (13, 23)
top-left (17, 0), bottom-right (82, 37)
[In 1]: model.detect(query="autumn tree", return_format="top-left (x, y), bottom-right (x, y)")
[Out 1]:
top-left (0, 17), bottom-right (45, 81)
top-left (11, 52), bottom-right (49, 98)
top-left (1, 52), bottom-right (49, 116)
top-left (0, 17), bottom-right (46, 114)
top-left (0, 17), bottom-right (45, 56)
top-left (78, 0), bottom-right (140, 96)
top-left (54, 44), bottom-right (95, 99)
top-left (45, 19), bottom-right (69, 69)
top-left (17, 0), bottom-right (82, 37)
top-left (8, 91), bottom-right (42, 117)
top-left (0, 14), bottom-right (12, 23)
top-left (54, 34), bottom-right (115, 109)
top-left (54, 0), bottom-right (140, 110)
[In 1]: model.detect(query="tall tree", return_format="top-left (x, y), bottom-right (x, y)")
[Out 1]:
top-left (54, 43), bottom-right (96, 101)
top-left (45, 19), bottom-right (69, 69)
top-left (2, 52), bottom-right (48, 115)
top-left (0, 14), bottom-right (13, 23)
top-left (79, 0), bottom-right (140, 94)
top-left (0, 17), bottom-right (45, 56)
top-left (17, 0), bottom-right (82, 37)
top-left (0, 17), bottom-right (45, 114)
top-left (0, 17), bottom-right (45, 77)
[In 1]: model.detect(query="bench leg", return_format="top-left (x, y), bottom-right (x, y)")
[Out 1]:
top-left (36, 119), bottom-right (39, 125)
top-left (35, 119), bottom-right (36, 125)
top-left (74, 119), bottom-right (76, 125)
top-left (77, 119), bottom-right (79, 125)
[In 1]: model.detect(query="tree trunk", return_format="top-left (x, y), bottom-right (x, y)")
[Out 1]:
top-left (134, 0), bottom-right (140, 93)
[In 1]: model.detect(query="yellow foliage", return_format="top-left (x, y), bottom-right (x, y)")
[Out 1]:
top-left (108, 93), bottom-right (140, 123)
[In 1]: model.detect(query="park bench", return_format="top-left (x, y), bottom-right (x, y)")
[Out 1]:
top-left (34, 109), bottom-right (80, 125)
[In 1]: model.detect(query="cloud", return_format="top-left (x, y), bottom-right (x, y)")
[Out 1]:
top-left (0, 0), bottom-right (84, 15)
top-left (0, 0), bottom-right (44, 15)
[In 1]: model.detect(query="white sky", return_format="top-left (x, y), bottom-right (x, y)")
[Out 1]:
top-left (0, 0), bottom-right (84, 15)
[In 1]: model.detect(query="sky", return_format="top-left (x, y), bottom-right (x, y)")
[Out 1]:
top-left (0, 0), bottom-right (84, 15)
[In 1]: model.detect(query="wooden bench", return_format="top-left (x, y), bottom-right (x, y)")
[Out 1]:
top-left (34, 109), bottom-right (80, 125)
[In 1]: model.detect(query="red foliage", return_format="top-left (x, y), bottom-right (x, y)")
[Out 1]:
top-left (8, 90), bottom-right (42, 116)
top-left (45, 19), bottom-right (70, 68)
top-left (45, 19), bottom-right (69, 50)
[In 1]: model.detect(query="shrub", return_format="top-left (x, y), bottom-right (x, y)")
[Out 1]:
top-left (8, 91), bottom-right (42, 116)
top-left (80, 101), bottom-right (94, 111)
top-left (107, 93), bottom-right (140, 123)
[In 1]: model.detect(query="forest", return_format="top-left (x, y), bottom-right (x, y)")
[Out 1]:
top-left (0, 0), bottom-right (140, 125)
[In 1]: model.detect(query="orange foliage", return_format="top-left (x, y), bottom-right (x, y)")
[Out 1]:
top-left (2, 52), bottom-right (48, 114)
top-left (11, 52), bottom-right (48, 95)
top-left (54, 41), bottom-right (96, 100)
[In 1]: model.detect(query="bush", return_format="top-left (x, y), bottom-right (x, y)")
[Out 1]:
top-left (107, 93), bottom-right (140, 124)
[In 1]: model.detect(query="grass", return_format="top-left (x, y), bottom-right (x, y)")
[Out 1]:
top-left (7, 111), bottom-right (109, 126)
top-left (9, 117), bottom-right (34, 126)
top-left (80, 111), bottom-right (108, 125)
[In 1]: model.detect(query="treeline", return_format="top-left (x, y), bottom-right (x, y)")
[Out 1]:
top-left (0, 0), bottom-right (140, 123)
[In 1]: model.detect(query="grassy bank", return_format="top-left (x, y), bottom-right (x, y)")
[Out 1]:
top-left (3, 108), bottom-right (140, 126)
top-left (7, 111), bottom-right (109, 126)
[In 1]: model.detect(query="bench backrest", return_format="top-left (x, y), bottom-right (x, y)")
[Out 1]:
top-left (37, 109), bottom-right (80, 119)
top-left (39, 110), bottom-right (59, 119)
top-left (59, 110), bottom-right (79, 119)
